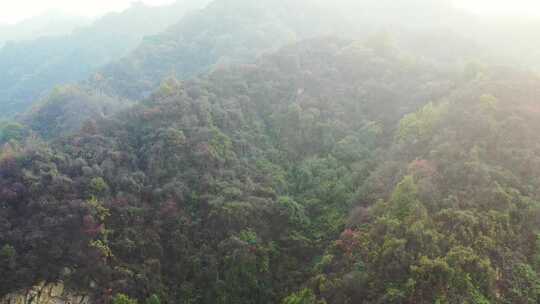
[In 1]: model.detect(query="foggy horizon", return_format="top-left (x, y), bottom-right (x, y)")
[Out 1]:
top-left (2, 0), bottom-right (540, 25)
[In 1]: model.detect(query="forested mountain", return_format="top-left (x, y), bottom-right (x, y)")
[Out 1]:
top-left (88, 0), bottom-right (477, 101)
top-left (15, 0), bottom-right (353, 139)
top-left (0, 0), bottom-right (209, 118)
top-left (20, 0), bottom-right (477, 140)
top-left (88, 0), bottom-right (348, 100)
top-left (1, 1), bottom-right (540, 304)
top-left (2, 35), bottom-right (540, 303)
top-left (295, 66), bottom-right (540, 303)
top-left (2, 0), bottom-right (535, 124)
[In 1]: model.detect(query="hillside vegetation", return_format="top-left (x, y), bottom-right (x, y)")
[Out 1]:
top-left (2, 37), bottom-right (540, 303)
top-left (1, 1), bottom-right (540, 304)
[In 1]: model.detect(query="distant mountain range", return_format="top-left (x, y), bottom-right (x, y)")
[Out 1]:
top-left (0, 12), bottom-right (91, 47)
top-left (0, 0), bottom-right (210, 118)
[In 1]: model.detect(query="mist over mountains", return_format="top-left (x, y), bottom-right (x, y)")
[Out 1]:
top-left (0, 12), bottom-right (91, 47)
top-left (0, 0), bottom-right (209, 117)
top-left (1, 1), bottom-right (540, 304)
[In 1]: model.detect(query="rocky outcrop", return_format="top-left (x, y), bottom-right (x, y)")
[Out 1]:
top-left (1, 283), bottom-right (89, 304)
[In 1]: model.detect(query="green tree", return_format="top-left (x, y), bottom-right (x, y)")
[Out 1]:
top-left (282, 289), bottom-right (323, 304)
top-left (0, 122), bottom-right (28, 143)
top-left (89, 177), bottom-right (109, 196)
top-left (113, 294), bottom-right (138, 304)
top-left (388, 175), bottom-right (425, 221)
top-left (0, 244), bottom-right (16, 270)
top-left (145, 294), bottom-right (161, 304)
top-left (397, 102), bottom-right (445, 144)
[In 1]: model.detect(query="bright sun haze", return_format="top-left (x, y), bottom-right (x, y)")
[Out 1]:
top-left (452, 0), bottom-right (540, 17)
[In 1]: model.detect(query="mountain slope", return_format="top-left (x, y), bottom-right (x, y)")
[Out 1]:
top-left (0, 37), bottom-right (457, 303)
top-left (297, 67), bottom-right (540, 303)
top-left (89, 0), bottom-right (478, 101)
top-left (88, 0), bottom-right (348, 100)
top-left (22, 0), bottom-right (479, 140)
top-left (0, 1), bottom-right (539, 304)
top-left (3, 24), bottom-right (540, 302)
top-left (0, 0), bottom-right (209, 118)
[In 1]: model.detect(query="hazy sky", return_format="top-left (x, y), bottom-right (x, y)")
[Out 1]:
top-left (0, 0), bottom-right (176, 24)
top-left (453, 0), bottom-right (540, 17)
top-left (1, 0), bottom-right (540, 25)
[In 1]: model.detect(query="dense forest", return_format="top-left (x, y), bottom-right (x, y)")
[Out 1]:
top-left (1, 0), bottom-right (540, 303)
